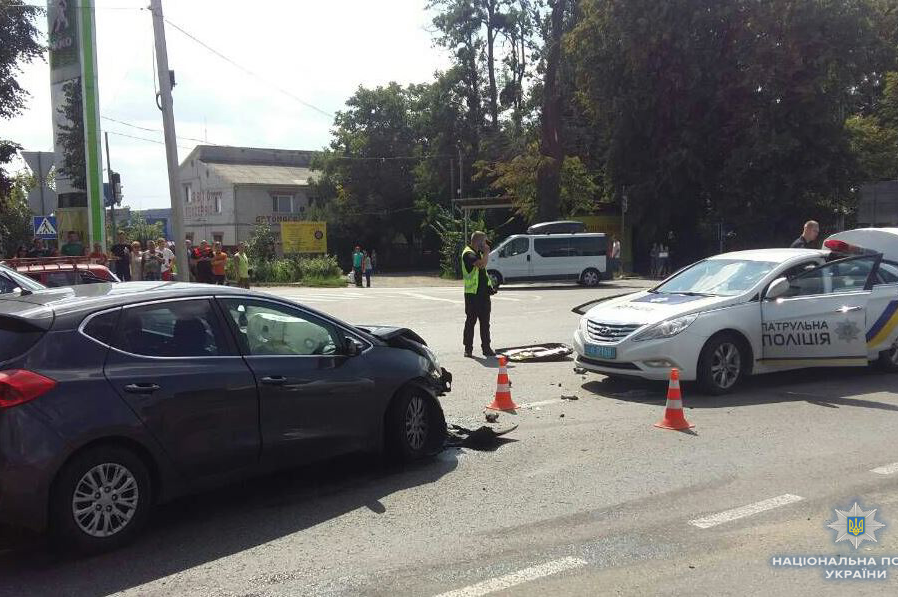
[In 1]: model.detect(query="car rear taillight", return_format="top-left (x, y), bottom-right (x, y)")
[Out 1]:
top-left (0, 370), bottom-right (57, 409)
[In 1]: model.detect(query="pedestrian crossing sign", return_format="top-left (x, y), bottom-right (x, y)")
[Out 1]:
top-left (33, 216), bottom-right (58, 239)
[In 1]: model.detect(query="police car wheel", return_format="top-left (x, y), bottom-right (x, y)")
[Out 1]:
top-left (876, 341), bottom-right (898, 373)
top-left (697, 333), bottom-right (746, 395)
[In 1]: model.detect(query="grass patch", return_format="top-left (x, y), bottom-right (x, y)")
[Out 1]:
top-left (302, 275), bottom-right (347, 287)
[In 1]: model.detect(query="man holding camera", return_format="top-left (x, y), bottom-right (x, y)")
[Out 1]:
top-left (461, 231), bottom-right (496, 358)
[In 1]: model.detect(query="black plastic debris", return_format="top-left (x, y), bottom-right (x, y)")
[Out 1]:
top-left (561, 394), bottom-right (579, 401)
top-left (446, 424), bottom-right (518, 451)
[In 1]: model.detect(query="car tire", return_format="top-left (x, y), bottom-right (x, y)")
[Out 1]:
top-left (697, 332), bottom-right (747, 395)
top-left (875, 340), bottom-right (898, 373)
top-left (50, 445), bottom-right (152, 554)
top-left (386, 386), bottom-right (447, 462)
top-left (581, 268), bottom-right (601, 287)
top-left (487, 270), bottom-right (502, 289)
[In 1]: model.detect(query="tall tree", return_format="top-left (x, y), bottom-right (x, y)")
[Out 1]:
top-left (0, 0), bottom-right (44, 204)
top-left (535, 0), bottom-right (567, 222)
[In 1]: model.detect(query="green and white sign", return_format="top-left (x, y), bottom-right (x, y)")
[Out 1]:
top-left (47, 0), bottom-right (105, 247)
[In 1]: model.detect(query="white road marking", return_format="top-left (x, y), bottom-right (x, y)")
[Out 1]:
top-left (402, 292), bottom-right (463, 304)
top-left (871, 462), bottom-right (898, 475)
top-left (689, 494), bottom-right (804, 529)
top-left (517, 399), bottom-right (565, 409)
top-left (434, 557), bottom-right (588, 597)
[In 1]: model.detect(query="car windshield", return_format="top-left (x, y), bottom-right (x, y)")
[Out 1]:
top-left (0, 265), bottom-right (47, 293)
top-left (653, 259), bottom-right (778, 296)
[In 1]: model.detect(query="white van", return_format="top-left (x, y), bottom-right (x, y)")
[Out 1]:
top-left (487, 232), bottom-right (608, 288)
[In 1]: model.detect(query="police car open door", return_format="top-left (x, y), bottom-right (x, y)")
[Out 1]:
top-left (760, 255), bottom-right (878, 368)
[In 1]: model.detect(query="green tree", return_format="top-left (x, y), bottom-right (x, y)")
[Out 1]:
top-left (122, 212), bottom-right (164, 246)
top-left (0, 0), bottom-right (44, 204)
top-left (246, 221), bottom-right (277, 261)
top-left (56, 78), bottom-right (86, 191)
top-left (0, 173), bottom-right (34, 258)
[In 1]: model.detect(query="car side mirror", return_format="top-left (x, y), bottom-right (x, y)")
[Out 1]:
top-left (345, 337), bottom-right (360, 357)
top-left (766, 277), bottom-right (791, 300)
top-left (498, 248), bottom-right (506, 258)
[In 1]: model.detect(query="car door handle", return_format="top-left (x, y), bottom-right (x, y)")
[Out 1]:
top-left (836, 306), bottom-right (863, 313)
top-left (526, 254), bottom-right (531, 261)
top-left (123, 383), bottom-right (160, 394)
top-left (261, 376), bottom-right (287, 386)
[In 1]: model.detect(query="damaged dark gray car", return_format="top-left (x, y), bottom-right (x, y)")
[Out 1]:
top-left (0, 283), bottom-right (451, 553)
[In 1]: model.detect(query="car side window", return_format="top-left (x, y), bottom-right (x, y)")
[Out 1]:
top-left (219, 299), bottom-right (340, 357)
top-left (112, 299), bottom-right (225, 357)
top-left (506, 238), bottom-right (529, 257)
top-left (874, 261), bottom-right (898, 286)
top-left (782, 261), bottom-right (819, 280)
top-left (82, 309), bottom-right (121, 344)
top-left (785, 256), bottom-right (878, 298)
top-left (0, 273), bottom-right (18, 294)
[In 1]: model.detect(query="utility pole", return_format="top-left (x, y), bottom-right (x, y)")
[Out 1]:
top-left (150, 0), bottom-right (189, 281)
top-left (105, 131), bottom-right (115, 234)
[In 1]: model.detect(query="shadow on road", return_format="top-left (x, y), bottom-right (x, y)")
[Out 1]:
top-left (581, 367), bottom-right (898, 411)
top-left (0, 453), bottom-right (458, 597)
top-left (498, 282), bottom-right (648, 292)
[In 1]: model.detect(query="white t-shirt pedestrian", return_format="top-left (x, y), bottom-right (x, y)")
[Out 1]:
top-left (160, 245), bottom-right (175, 273)
top-left (611, 240), bottom-right (621, 259)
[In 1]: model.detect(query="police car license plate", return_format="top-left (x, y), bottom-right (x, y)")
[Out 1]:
top-left (585, 344), bottom-right (616, 360)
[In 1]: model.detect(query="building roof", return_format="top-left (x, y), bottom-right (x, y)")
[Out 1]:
top-left (183, 145), bottom-right (318, 168)
top-left (206, 162), bottom-right (316, 186)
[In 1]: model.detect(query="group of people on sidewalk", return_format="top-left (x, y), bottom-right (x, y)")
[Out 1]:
top-left (351, 246), bottom-right (377, 287)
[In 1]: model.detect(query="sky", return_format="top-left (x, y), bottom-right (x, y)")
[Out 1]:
top-left (6, 0), bottom-right (449, 210)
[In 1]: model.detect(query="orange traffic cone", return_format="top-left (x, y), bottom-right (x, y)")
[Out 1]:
top-left (486, 355), bottom-right (519, 412)
top-left (654, 369), bottom-right (694, 430)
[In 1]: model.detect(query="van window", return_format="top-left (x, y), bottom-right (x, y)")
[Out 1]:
top-left (504, 237), bottom-right (529, 257)
top-left (534, 236), bottom-right (606, 258)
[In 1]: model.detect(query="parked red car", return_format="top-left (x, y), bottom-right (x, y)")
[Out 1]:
top-left (1, 257), bottom-right (119, 288)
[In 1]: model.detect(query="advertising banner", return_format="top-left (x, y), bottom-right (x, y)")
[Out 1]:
top-left (281, 221), bottom-right (327, 254)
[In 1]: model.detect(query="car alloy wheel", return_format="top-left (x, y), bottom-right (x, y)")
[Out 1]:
top-left (710, 342), bottom-right (741, 390)
top-left (72, 463), bottom-right (140, 538)
top-left (405, 395), bottom-right (429, 451)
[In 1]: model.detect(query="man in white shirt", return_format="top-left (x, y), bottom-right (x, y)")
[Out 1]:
top-left (611, 236), bottom-right (622, 278)
top-left (158, 237), bottom-right (175, 281)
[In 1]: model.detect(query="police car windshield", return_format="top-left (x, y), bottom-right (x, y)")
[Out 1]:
top-left (654, 259), bottom-right (778, 297)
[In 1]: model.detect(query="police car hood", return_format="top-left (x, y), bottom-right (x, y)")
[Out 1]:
top-left (584, 291), bottom-right (738, 326)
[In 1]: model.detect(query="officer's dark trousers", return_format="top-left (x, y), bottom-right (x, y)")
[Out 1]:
top-left (463, 293), bottom-right (491, 351)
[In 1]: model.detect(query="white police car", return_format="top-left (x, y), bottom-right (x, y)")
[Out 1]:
top-left (573, 228), bottom-right (898, 394)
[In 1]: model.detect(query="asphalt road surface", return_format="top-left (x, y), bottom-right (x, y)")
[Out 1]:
top-left (3, 279), bottom-right (898, 596)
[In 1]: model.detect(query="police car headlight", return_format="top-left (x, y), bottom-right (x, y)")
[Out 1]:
top-left (632, 313), bottom-right (699, 342)
top-left (579, 316), bottom-right (589, 334)
top-left (423, 345), bottom-right (442, 377)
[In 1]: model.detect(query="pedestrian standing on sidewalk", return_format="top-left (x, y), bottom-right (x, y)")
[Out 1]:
top-left (352, 245), bottom-right (364, 287)
top-left (142, 240), bottom-right (163, 281)
top-left (110, 232), bottom-right (131, 281)
top-left (610, 236), bottom-right (622, 278)
top-left (790, 220), bottom-right (819, 249)
top-left (461, 231), bottom-right (496, 358)
top-left (363, 251), bottom-right (373, 287)
top-left (158, 238), bottom-right (174, 281)
top-left (195, 241), bottom-right (214, 284)
top-left (211, 242), bottom-right (228, 285)
top-left (130, 241), bottom-right (143, 281)
top-left (233, 242), bottom-right (250, 289)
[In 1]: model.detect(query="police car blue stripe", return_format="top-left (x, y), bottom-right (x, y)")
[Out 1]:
top-left (866, 300), bottom-right (898, 343)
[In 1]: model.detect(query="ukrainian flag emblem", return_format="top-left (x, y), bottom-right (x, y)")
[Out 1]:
top-left (847, 516), bottom-right (865, 537)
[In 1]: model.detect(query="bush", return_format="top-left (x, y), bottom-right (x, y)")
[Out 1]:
top-left (248, 254), bottom-right (344, 286)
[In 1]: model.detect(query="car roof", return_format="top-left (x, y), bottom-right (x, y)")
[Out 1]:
top-left (0, 282), bottom-right (256, 319)
top-left (708, 248), bottom-right (826, 263)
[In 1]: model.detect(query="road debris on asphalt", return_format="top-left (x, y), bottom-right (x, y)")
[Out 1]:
top-left (484, 411), bottom-right (500, 423)
top-left (498, 343), bottom-right (573, 362)
top-left (561, 394), bottom-right (579, 401)
top-left (446, 424), bottom-right (518, 450)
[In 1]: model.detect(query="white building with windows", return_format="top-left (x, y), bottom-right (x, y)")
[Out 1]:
top-left (178, 145), bottom-right (318, 247)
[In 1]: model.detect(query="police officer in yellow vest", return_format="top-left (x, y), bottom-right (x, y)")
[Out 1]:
top-left (461, 231), bottom-right (496, 358)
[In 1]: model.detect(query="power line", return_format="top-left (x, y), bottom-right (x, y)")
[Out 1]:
top-left (105, 130), bottom-right (192, 150)
top-left (101, 115), bottom-right (211, 144)
top-left (162, 17), bottom-right (335, 120)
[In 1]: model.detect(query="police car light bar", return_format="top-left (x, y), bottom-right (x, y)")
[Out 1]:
top-left (823, 239), bottom-right (876, 256)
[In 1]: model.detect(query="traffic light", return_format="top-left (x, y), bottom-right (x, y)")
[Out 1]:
top-left (104, 171), bottom-right (123, 207)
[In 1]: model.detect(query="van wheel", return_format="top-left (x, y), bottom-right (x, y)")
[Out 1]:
top-left (50, 445), bottom-right (152, 554)
top-left (581, 268), bottom-right (601, 287)
top-left (875, 340), bottom-right (898, 373)
top-left (487, 270), bottom-right (502, 289)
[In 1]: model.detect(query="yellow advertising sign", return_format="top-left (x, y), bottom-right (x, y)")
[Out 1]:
top-left (281, 221), bottom-right (327, 254)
